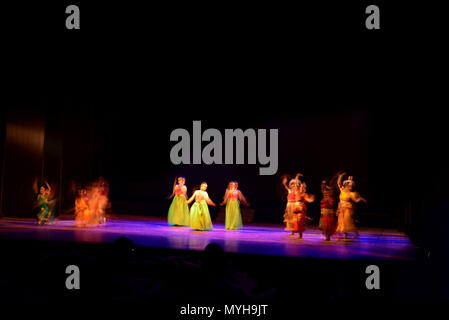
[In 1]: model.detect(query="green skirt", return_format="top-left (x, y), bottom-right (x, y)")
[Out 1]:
top-left (37, 203), bottom-right (54, 225)
top-left (189, 200), bottom-right (213, 231)
top-left (167, 195), bottom-right (190, 226)
top-left (225, 199), bottom-right (243, 230)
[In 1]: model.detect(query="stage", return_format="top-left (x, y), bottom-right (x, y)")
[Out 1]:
top-left (0, 214), bottom-right (416, 261)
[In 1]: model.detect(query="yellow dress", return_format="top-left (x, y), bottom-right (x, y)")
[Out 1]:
top-left (189, 191), bottom-right (213, 231)
top-left (336, 188), bottom-right (358, 233)
top-left (168, 186), bottom-right (190, 226)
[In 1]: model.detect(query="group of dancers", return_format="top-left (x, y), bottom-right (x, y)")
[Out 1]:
top-left (34, 172), bottom-right (366, 241)
top-left (34, 177), bottom-right (110, 227)
top-left (167, 177), bottom-right (249, 231)
top-left (283, 172), bottom-right (367, 240)
top-left (167, 172), bottom-right (366, 241)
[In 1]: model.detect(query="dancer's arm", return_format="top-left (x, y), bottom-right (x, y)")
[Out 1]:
top-left (167, 178), bottom-right (177, 199)
top-left (220, 189), bottom-right (229, 206)
top-left (45, 181), bottom-right (51, 194)
top-left (295, 173), bottom-right (303, 186)
top-left (337, 173), bottom-right (346, 189)
top-left (238, 191), bottom-right (250, 207)
top-left (32, 177), bottom-right (39, 194)
top-left (305, 193), bottom-right (315, 203)
top-left (351, 192), bottom-right (367, 204)
top-left (282, 176), bottom-right (290, 192)
top-left (205, 193), bottom-right (216, 207)
top-left (186, 191), bottom-right (197, 204)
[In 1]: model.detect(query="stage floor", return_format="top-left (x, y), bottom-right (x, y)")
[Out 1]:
top-left (0, 215), bottom-right (416, 260)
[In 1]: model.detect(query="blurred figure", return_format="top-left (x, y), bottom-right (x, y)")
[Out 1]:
top-left (167, 176), bottom-right (190, 226)
top-left (74, 177), bottom-right (110, 227)
top-left (220, 181), bottom-right (249, 230)
top-left (336, 173), bottom-right (367, 239)
top-left (75, 188), bottom-right (89, 227)
top-left (186, 182), bottom-right (215, 231)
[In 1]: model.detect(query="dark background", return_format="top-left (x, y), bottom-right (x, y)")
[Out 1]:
top-left (1, 1), bottom-right (447, 254)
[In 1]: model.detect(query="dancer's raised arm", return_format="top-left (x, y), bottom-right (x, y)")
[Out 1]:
top-left (32, 177), bottom-right (39, 194)
top-left (167, 177), bottom-right (177, 199)
top-left (282, 176), bottom-right (290, 192)
top-left (45, 181), bottom-right (51, 194)
top-left (337, 172), bottom-right (346, 189)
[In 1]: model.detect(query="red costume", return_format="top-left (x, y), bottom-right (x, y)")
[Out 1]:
top-left (293, 193), bottom-right (310, 233)
top-left (320, 197), bottom-right (337, 240)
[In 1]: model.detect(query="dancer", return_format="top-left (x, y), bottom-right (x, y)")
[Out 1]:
top-left (75, 188), bottom-right (89, 227)
top-left (220, 181), bottom-right (249, 230)
top-left (167, 176), bottom-right (190, 226)
top-left (282, 174), bottom-right (301, 234)
top-left (283, 174), bottom-right (314, 237)
top-left (186, 182), bottom-right (215, 231)
top-left (320, 180), bottom-right (337, 241)
top-left (33, 180), bottom-right (56, 226)
top-left (295, 180), bottom-right (315, 238)
top-left (336, 173), bottom-right (367, 239)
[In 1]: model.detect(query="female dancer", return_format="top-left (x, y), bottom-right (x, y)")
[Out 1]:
top-left (34, 180), bottom-right (55, 226)
top-left (167, 176), bottom-right (190, 226)
top-left (186, 182), bottom-right (215, 231)
top-left (220, 181), bottom-right (249, 230)
top-left (336, 173), bottom-right (367, 239)
top-left (283, 174), bottom-right (314, 237)
top-left (282, 174), bottom-right (301, 234)
top-left (295, 181), bottom-right (315, 238)
top-left (320, 180), bottom-right (337, 241)
top-left (75, 188), bottom-right (89, 227)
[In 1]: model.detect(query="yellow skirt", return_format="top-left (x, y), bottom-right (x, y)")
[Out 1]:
top-left (336, 205), bottom-right (356, 233)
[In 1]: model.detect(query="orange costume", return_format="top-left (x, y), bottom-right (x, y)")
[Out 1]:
top-left (294, 192), bottom-right (311, 233)
top-left (284, 191), bottom-right (310, 233)
top-left (75, 195), bottom-right (89, 227)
